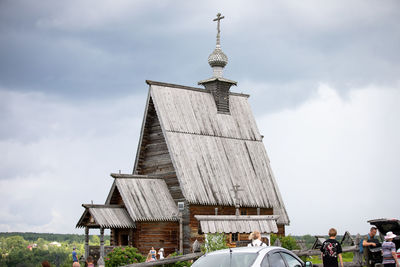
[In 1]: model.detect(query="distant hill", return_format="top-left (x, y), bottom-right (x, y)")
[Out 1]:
top-left (0, 232), bottom-right (110, 243)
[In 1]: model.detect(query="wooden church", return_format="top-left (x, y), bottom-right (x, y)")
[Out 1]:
top-left (77, 13), bottom-right (289, 259)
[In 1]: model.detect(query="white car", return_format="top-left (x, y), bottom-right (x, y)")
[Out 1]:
top-left (192, 246), bottom-right (313, 267)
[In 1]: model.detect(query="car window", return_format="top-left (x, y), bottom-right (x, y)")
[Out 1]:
top-left (268, 252), bottom-right (286, 267)
top-left (281, 252), bottom-right (303, 267)
top-left (192, 252), bottom-right (258, 267)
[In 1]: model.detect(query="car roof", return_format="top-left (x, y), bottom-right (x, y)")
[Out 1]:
top-left (205, 246), bottom-right (282, 255)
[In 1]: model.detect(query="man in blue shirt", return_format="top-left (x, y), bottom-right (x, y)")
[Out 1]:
top-left (72, 247), bottom-right (78, 263)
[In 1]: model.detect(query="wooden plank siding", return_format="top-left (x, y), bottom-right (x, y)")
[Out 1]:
top-left (132, 222), bottom-right (179, 256)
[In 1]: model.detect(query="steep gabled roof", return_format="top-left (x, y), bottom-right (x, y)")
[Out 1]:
top-left (139, 81), bottom-right (289, 225)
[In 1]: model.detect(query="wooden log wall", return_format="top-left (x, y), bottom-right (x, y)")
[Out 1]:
top-left (135, 97), bottom-right (189, 252)
top-left (109, 187), bottom-right (123, 205)
top-left (132, 221), bottom-right (179, 256)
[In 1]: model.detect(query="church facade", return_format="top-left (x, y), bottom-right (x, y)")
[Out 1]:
top-left (77, 13), bottom-right (289, 258)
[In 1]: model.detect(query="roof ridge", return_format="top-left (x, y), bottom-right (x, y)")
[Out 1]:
top-left (82, 204), bottom-right (125, 208)
top-left (110, 173), bottom-right (164, 179)
top-left (146, 80), bottom-right (249, 97)
top-left (165, 129), bottom-right (263, 142)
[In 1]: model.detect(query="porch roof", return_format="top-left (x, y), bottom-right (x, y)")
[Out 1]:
top-left (76, 204), bottom-right (135, 229)
top-left (194, 215), bottom-right (279, 234)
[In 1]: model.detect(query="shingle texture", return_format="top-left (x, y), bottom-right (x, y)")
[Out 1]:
top-left (115, 178), bottom-right (179, 221)
top-left (150, 84), bottom-right (289, 225)
top-left (76, 206), bottom-right (135, 228)
top-left (195, 215), bottom-right (279, 234)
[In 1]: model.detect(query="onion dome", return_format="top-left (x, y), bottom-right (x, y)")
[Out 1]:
top-left (208, 47), bottom-right (228, 68)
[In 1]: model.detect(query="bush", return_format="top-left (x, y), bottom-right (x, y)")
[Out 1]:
top-left (270, 234), bottom-right (299, 250)
top-left (105, 247), bottom-right (145, 267)
top-left (201, 233), bottom-right (229, 253)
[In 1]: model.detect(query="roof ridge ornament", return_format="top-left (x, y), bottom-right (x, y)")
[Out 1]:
top-left (208, 13), bottom-right (228, 77)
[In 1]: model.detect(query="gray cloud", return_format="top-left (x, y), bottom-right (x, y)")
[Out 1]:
top-left (1, 0), bottom-right (399, 106)
top-left (1, 0), bottom-right (399, 234)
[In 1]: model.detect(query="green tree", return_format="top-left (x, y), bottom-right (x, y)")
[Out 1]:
top-left (201, 233), bottom-right (229, 253)
top-left (270, 234), bottom-right (299, 250)
top-left (90, 235), bottom-right (100, 246)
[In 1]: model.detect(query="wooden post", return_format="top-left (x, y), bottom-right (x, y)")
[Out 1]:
top-left (100, 228), bottom-right (105, 259)
top-left (353, 234), bottom-right (363, 266)
top-left (129, 229), bottom-right (134, 247)
top-left (110, 229), bottom-right (114, 246)
top-left (85, 227), bottom-right (89, 259)
top-left (179, 211), bottom-right (183, 254)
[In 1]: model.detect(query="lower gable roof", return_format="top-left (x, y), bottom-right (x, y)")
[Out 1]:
top-left (112, 175), bottom-right (179, 222)
top-left (76, 205), bottom-right (135, 229)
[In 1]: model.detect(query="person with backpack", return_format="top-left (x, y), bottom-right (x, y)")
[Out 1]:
top-left (247, 231), bottom-right (267, 247)
top-left (362, 226), bottom-right (379, 267)
top-left (320, 228), bottom-right (343, 267)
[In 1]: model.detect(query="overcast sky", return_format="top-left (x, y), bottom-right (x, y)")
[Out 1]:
top-left (1, 0), bottom-right (399, 236)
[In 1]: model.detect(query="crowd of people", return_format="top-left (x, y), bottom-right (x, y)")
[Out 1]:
top-left (319, 227), bottom-right (399, 267)
top-left (144, 246), bottom-right (165, 262)
top-left (45, 227), bottom-right (398, 267)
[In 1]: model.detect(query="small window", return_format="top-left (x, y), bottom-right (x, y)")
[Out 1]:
top-left (241, 209), bottom-right (247, 216)
top-left (231, 233), bottom-right (239, 242)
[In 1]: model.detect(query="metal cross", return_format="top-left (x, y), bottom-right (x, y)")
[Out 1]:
top-left (231, 184), bottom-right (244, 215)
top-left (213, 13), bottom-right (225, 34)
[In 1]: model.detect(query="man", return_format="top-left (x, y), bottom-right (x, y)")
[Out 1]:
top-left (363, 226), bottom-right (378, 267)
top-left (72, 247), bottom-right (78, 263)
top-left (320, 228), bottom-right (343, 267)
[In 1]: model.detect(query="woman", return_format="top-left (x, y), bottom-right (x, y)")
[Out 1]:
top-left (382, 231), bottom-right (399, 267)
top-left (247, 231), bottom-right (267, 247)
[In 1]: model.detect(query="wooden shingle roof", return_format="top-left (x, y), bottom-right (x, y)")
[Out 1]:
top-left (76, 205), bottom-right (135, 229)
top-left (195, 215), bottom-right (279, 234)
top-left (145, 82), bottom-right (289, 225)
top-left (114, 176), bottom-right (179, 221)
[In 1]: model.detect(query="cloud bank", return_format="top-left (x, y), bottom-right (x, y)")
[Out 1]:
top-left (0, 0), bottom-right (399, 234)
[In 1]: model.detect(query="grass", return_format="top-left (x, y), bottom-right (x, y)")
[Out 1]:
top-left (309, 252), bottom-right (354, 264)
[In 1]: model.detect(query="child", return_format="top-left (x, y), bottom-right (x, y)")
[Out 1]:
top-left (146, 253), bottom-right (155, 262)
top-left (86, 256), bottom-right (94, 267)
top-left (320, 228), bottom-right (343, 267)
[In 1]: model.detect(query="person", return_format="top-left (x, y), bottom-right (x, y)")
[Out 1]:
top-left (72, 247), bottom-right (79, 263)
top-left (382, 231), bottom-right (399, 267)
top-left (41, 261), bottom-right (51, 267)
top-left (146, 252), bottom-right (156, 262)
top-left (320, 228), bottom-right (343, 267)
top-left (158, 247), bottom-right (165, 259)
top-left (363, 226), bottom-right (379, 267)
top-left (149, 247), bottom-right (157, 260)
top-left (247, 231), bottom-right (267, 247)
top-left (86, 256), bottom-right (95, 267)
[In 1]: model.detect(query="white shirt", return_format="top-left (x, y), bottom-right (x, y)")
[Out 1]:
top-left (247, 239), bottom-right (267, 247)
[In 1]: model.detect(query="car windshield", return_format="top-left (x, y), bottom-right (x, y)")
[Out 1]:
top-left (192, 252), bottom-right (258, 267)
